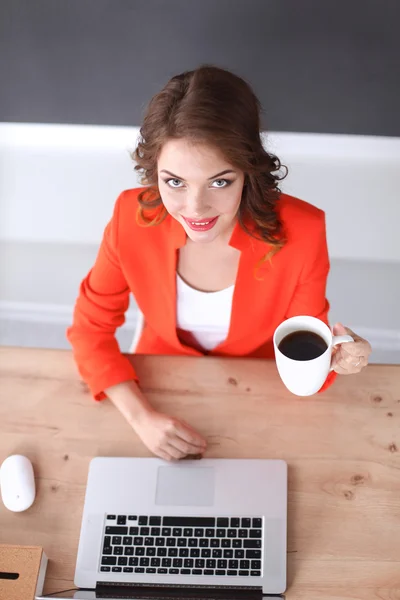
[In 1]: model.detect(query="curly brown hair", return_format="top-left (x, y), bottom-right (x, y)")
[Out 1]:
top-left (132, 64), bottom-right (287, 255)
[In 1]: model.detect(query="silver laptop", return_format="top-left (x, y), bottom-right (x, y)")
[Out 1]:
top-left (48, 457), bottom-right (287, 599)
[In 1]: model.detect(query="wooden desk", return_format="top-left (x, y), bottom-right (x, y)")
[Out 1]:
top-left (0, 348), bottom-right (399, 599)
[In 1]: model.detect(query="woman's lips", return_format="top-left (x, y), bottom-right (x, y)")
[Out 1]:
top-left (182, 216), bottom-right (219, 232)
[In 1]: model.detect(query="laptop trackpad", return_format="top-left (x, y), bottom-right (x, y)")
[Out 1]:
top-left (155, 466), bottom-right (215, 506)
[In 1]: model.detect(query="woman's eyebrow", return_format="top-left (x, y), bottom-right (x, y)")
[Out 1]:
top-left (160, 169), bottom-right (236, 180)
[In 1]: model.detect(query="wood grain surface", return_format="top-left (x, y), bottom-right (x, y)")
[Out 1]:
top-left (0, 347), bottom-right (399, 599)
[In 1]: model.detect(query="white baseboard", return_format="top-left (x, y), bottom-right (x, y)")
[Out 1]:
top-left (1, 301), bottom-right (399, 356)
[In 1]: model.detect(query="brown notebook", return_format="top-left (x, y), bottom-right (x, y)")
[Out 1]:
top-left (0, 544), bottom-right (48, 600)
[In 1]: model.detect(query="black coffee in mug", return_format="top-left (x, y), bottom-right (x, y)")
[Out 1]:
top-left (278, 330), bottom-right (328, 361)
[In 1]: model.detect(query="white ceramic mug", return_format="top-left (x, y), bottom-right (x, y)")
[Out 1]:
top-left (273, 316), bottom-right (354, 396)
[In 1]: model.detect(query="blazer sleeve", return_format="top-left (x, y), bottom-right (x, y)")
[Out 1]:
top-left (66, 193), bottom-right (138, 400)
top-left (285, 212), bottom-right (337, 392)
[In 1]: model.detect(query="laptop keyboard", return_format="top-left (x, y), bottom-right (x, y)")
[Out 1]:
top-left (100, 515), bottom-right (263, 578)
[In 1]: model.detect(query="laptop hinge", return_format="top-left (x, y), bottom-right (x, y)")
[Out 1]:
top-left (95, 581), bottom-right (265, 599)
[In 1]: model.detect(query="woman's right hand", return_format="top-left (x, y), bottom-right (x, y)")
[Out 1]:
top-left (132, 409), bottom-right (207, 461)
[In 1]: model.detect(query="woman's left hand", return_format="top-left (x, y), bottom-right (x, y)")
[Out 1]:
top-left (331, 323), bottom-right (372, 375)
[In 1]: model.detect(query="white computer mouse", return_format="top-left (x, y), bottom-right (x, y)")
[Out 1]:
top-left (0, 454), bottom-right (36, 512)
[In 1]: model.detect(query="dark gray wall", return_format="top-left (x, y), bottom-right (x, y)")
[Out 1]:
top-left (1, 0), bottom-right (399, 136)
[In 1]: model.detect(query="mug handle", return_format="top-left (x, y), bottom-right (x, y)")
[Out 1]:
top-left (329, 334), bottom-right (354, 372)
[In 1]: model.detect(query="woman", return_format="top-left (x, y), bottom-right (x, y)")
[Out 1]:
top-left (67, 65), bottom-right (372, 461)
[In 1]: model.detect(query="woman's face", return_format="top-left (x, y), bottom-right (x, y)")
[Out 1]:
top-left (157, 138), bottom-right (245, 244)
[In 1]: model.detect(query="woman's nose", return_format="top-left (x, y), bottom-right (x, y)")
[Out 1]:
top-left (185, 193), bottom-right (208, 216)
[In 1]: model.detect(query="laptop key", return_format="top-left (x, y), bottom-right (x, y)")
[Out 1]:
top-left (230, 518), bottom-right (240, 527)
top-left (190, 549), bottom-right (200, 557)
top-left (123, 567), bottom-right (133, 573)
top-left (251, 560), bottom-right (262, 569)
top-left (138, 516), bottom-right (148, 526)
top-left (183, 528), bottom-right (193, 537)
top-left (233, 540), bottom-right (242, 548)
top-left (239, 529), bottom-right (248, 538)
top-left (106, 526), bottom-right (127, 535)
top-left (156, 538), bottom-right (165, 546)
top-left (177, 538), bottom-right (187, 547)
top-left (192, 569), bottom-right (202, 575)
top-left (251, 570), bottom-right (262, 577)
top-left (218, 559), bottom-right (227, 569)
top-left (145, 537), bottom-right (154, 546)
top-left (112, 567), bottom-right (122, 572)
top-left (188, 539), bottom-right (198, 547)
top-left (224, 550), bottom-right (234, 558)
top-left (206, 559), bottom-right (216, 568)
top-left (227, 529), bottom-right (236, 538)
top-left (168, 548), bottom-right (178, 557)
top-left (158, 568), bottom-right (168, 574)
top-left (112, 536), bottom-right (121, 545)
top-left (241, 518), bottom-right (251, 528)
top-left (162, 558), bottom-right (172, 567)
top-left (252, 518), bottom-right (262, 528)
top-left (181, 569), bottom-right (191, 575)
top-left (250, 529), bottom-right (262, 538)
top-left (204, 569), bottom-right (213, 575)
top-left (227, 570), bottom-right (237, 576)
top-left (201, 549), bottom-right (211, 558)
top-left (100, 566), bottom-right (111, 572)
top-left (229, 559), bottom-right (239, 569)
top-left (135, 547), bottom-right (145, 556)
top-left (199, 539), bottom-right (209, 547)
top-left (146, 548), bottom-right (156, 556)
top-left (135, 567), bottom-right (145, 573)
top-left (240, 560), bottom-right (250, 569)
top-left (149, 516), bottom-right (161, 526)
top-left (101, 556), bottom-right (117, 565)
top-left (123, 536), bottom-right (132, 545)
top-left (139, 557), bottom-right (149, 566)
top-left (205, 529), bottom-right (214, 537)
top-left (244, 540), bottom-right (261, 549)
top-left (129, 527), bottom-right (139, 536)
top-left (102, 547), bottom-right (112, 555)
top-left (129, 557), bottom-right (139, 566)
top-left (134, 537), bottom-right (143, 545)
top-left (216, 570), bottom-right (226, 575)
top-left (221, 539), bottom-right (230, 548)
top-left (118, 557), bottom-right (127, 566)
top-left (195, 559), bottom-right (205, 568)
top-left (235, 550), bottom-right (245, 559)
top-left (173, 558), bottom-right (183, 568)
top-left (194, 528), bottom-right (204, 537)
top-left (184, 559), bottom-right (194, 568)
top-left (173, 528), bottom-right (182, 536)
top-left (146, 568), bottom-right (156, 573)
top-left (169, 568), bottom-right (179, 574)
top-left (210, 539), bottom-right (220, 548)
top-left (117, 516), bottom-right (126, 525)
top-left (151, 528), bottom-right (161, 536)
top-left (161, 528), bottom-right (170, 536)
top-left (107, 515), bottom-right (116, 520)
top-left (128, 515), bottom-right (137, 521)
top-left (179, 548), bottom-right (189, 557)
top-left (157, 548), bottom-right (167, 556)
top-left (166, 538), bottom-right (176, 547)
top-left (216, 529), bottom-right (225, 538)
top-left (239, 570), bottom-right (250, 576)
top-left (163, 517), bottom-right (215, 527)
top-left (246, 550), bottom-right (261, 559)
top-left (113, 547), bottom-right (123, 555)
top-left (212, 549), bottom-right (222, 558)
top-left (140, 527), bottom-right (150, 536)
top-left (217, 518), bottom-right (229, 527)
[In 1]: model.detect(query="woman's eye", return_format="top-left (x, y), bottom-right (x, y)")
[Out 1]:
top-left (212, 179), bottom-right (231, 188)
top-left (166, 178), bottom-right (183, 188)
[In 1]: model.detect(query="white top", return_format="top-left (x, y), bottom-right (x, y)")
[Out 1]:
top-left (176, 273), bottom-right (234, 352)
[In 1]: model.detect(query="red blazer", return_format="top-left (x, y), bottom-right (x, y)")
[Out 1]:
top-left (67, 187), bottom-right (336, 399)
